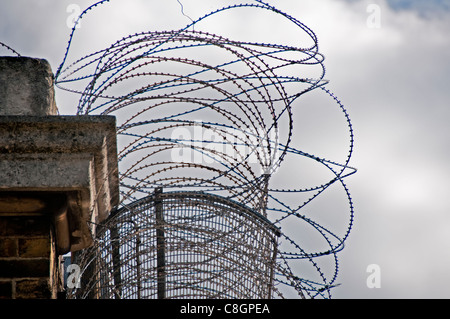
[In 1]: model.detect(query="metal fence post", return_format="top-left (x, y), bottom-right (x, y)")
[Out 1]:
top-left (154, 187), bottom-right (165, 299)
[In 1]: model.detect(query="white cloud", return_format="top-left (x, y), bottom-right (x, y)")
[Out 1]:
top-left (311, 0), bottom-right (450, 298)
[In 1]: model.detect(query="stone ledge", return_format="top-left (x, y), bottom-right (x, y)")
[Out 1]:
top-left (0, 115), bottom-right (119, 253)
top-left (0, 153), bottom-right (93, 189)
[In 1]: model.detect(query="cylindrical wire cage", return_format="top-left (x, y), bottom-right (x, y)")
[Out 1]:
top-left (69, 189), bottom-right (280, 299)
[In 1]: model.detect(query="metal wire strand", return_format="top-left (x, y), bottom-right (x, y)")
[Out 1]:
top-left (60, 0), bottom-right (356, 299)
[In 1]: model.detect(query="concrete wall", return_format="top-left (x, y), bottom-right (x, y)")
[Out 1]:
top-left (0, 57), bottom-right (57, 116)
top-left (0, 56), bottom-right (119, 299)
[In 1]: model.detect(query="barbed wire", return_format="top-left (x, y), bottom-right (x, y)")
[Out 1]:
top-left (56, 0), bottom-right (356, 299)
top-left (0, 41), bottom-right (21, 56)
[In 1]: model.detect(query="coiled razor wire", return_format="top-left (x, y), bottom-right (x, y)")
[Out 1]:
top-left (55, 0), bottom-right (356, 299)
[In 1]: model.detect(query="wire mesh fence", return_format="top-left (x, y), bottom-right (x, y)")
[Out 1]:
top-left (69, 189), bottom-right (280, 299)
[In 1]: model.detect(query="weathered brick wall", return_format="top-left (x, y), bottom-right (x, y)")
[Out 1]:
top-left (0, 214), bottom-right (61, 299)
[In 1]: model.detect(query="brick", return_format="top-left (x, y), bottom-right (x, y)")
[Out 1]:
top-left (0, 281), bottom-right (12, 299)
top-left (0, 258), bottom-right (50, 278)
top-left (0, 216), bottom-right (50, 237)
top-left (18, 238), bottom-right (50, 258)
top-left (15, 278), bottom-right (52, 299)
top-left (0, 238), bottom-right (17, 257)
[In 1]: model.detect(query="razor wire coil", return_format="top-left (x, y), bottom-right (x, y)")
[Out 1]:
top-left (55, 0), bottom-right (356, 299)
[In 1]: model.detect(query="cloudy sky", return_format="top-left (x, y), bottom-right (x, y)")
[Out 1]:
top-left (1, 0), bottom-right (450, 299)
